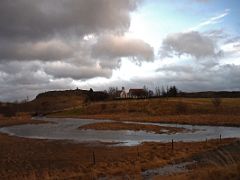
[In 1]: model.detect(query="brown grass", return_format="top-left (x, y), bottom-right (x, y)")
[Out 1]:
top-left (0, 128), bottom-right (237, 179)
top-left (0, 113), bottom-right (46, 128)
top-left (51, 98), bottom-right (240, 126)
top-left (154, 163), bottom-right (240, 180)
top-left (79, 122), bottom-right (187, 134)
top-left (0, 113), bottom-right (239, 179)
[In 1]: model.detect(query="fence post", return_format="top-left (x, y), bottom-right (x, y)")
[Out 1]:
top-left (172, 139), bottom-right (174, 150)
top-left (137, 146), bottom-right (140, 159)
top-left (220, 134), bottom-right (221, 143)
top-left (92, 151), bottom-right (96, 165)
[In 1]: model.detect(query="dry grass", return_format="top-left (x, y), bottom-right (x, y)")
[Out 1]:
top-left (0, 112), bottom-right (239, 179)
top-left (79, 122), bottom-right (186, 134)
top-left (153, 140), bottom-right (240, 180)
top-left (0, 127), bottom-right (237, 179)
top-left (21, 95), bottom-right (85, 114)
top-left (155, 163), bottom-right (240, 180)
top-left (0, 113), bottom-right (46, 128)
top-left (52, 98), bottom-right (240, 126)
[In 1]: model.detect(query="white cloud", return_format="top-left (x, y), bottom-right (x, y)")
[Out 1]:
top-left (160, 31), bottom-right (221, 59)
top-left (189, 9), bottom-right (230, 31)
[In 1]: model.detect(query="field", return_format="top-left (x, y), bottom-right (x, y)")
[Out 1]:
top-left (0, 97), bottom-right (240, 179)
top-left (52, 97), bottom-right (240, 126)
top-left (0, 118), bottom-right (239, 179)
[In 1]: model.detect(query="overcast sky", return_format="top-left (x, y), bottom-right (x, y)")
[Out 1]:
top-left (0, 0), bottom-right (240, 101)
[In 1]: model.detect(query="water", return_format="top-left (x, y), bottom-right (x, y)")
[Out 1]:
top-left (141, 161), bottom-right (196, 179)
top-left (0, 117), bottom-right (239, 145)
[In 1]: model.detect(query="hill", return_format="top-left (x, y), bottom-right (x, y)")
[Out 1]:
top-left (0, 89), bottom-right (109, 116)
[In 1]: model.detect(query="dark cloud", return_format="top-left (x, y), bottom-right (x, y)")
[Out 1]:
top-left (160, 31), bottom-right (221, 59)
top-left (97, 65), bottom-right (240, 95)
top-left (92, 35), bottom-right (154, 61)
top-left (140, 64), bottom-right (240, 92)
top-left (0, 40), bottom-right (73, 61)
top-left (0, 0), bottom-right (158, 101)
top-left (0, 0), bottom-right (139, 41)
top-left (0, 0), bottom-right (142, 61)
top-left (0, 0), bottom-right (238, 102)
top-left (43, 61), bottom-right (112, 80)
top-left (0, 78), bottom-right (74, 102)
top-left (0, 60), bottom-right (79, 101)
top-left (0, 0), bottom-right (149, 63)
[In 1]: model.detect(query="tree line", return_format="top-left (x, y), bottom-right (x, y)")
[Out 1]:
top-left (107, 85), bottom-right (179, 99)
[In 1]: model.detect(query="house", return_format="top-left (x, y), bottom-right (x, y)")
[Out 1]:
top-left (128, 89), bottom-right (147, 98)
top-left (120, 87), bottom-right (127, 98)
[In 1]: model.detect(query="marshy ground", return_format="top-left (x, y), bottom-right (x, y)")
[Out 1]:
top-left (0, 97), bottom-right (240, 179)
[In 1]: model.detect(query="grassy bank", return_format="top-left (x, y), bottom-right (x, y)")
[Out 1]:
top-left (0, 113), bottom-right (47, 128)
top-left (0, 128), bottom-right (238, 179)
top-left (51, 98), bottom-right (240, 126)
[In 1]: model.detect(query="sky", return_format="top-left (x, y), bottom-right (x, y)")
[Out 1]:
top-left (0, 0), bottom-right (240, 102)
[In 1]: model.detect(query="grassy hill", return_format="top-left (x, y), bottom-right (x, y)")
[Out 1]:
top-left (0, 89), bottom-right (108, 116)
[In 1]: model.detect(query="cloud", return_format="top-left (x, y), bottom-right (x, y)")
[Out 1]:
top-left (189, 9), bottom-right (230, 31)
top-left (204, 29), bottom-right (228, 40)
top-left (0, 39), bottom-right (73, 61)
top-left (160, 31), bottom-right (221, 59)
top-left (0, 0), bottom-right (156, 101)
top-left (0, 0), bottom-right (238, 102)
top-left (77, 63), bottom-right (240, 94)
top-left (0, 0), bottom-right (140, 41)
top-left (143, 63), bottom-right (240, 92)
top-left (92, 35), bottom-right (154, 61)
top-left (0, 77), bottom-right (74, 102)
top-left (221, 37), bottom-right (240, 57)
top-left (43, 61), bottom-right (112, 80)
top-left (0, 0), bottom-right (142, 62)
top-left (0, 60), bottom-right (84, 101)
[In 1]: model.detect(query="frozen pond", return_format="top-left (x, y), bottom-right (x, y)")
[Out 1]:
top-left (0, 117), bottom-right (240, 145)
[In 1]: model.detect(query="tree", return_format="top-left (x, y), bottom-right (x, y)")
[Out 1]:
top-left (143, 85), bottom-right (149, 97)
top-left (0, 105), bottom-right (16, 117)
top-left (155, 86), bottom-right (161, 97)
top-left (148, 90), bottom-right (154, 97)
top-left (212, 97), bottom-right (222, 109)
top-left (167, 86), bottom-right (178, 97)
top-left (161, 86), bottom-right (167, 97)
top-left (89, 88), bottom-right (93, 93)
top-left (108, 87), bottom-right (118, 98)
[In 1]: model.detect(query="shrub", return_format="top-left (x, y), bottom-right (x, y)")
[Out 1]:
top-left (0, 106), bottom-right (16, 117)
top-left (175, 101), bottom-right (188, 114)
top-left (212, 97), bottom-right (222, 108)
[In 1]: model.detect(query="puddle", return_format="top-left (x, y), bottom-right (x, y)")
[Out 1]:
top-left (141, 161), bottom-right (196, 179)
top-left (0, 117), bottom-right (240, 145)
